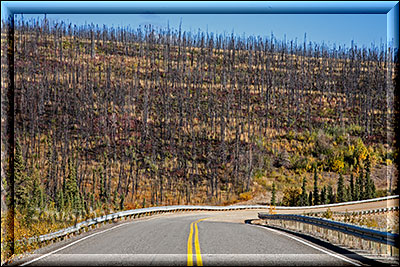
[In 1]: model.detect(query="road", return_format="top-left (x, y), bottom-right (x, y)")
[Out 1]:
top-left (16, 211), bottom-right (365, 266)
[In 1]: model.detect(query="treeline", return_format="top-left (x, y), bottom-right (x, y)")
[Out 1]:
top-left (275, 158), bottom-right (376, 206)
top-left (3, 16), bottom-right (396, 222)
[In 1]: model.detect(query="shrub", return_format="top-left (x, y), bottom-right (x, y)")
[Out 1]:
top-left (274, 150), bottom-right (291, 168)
top-left (323, 208), bottom-right (333, 219)
top-left (331, 158), bottom-right (345, 173)
top-left (263, 155), bottom-right (273, 171)
top-left (325, 125), bottom-right (345, 139)
top-left (285, 130), bottom-right (296, 141)
top-left (239, 191), bottom-right (253, 201)
top-left (314, 130), bottom-right (333, 156)
top-left (290, 155), bottom-right (308, 171)
top-left (281, 187), bottom-right (301, 206)
top-left (347, 124), bottom-right (363, 136)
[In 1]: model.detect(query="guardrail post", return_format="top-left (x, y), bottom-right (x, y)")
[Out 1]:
top-left (378, 243), bottom-right (383, 255)
top-left (392, 245), bottom-right (399, 257)
top-left (371, 241), bottom-right (377, 255)
top-left (386, 243), bottom-right (391, 256)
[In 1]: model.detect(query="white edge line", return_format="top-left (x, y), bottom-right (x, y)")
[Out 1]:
top-left (20, 215), bottom-right (166, 266)
top-left (250, 224), bottom-right (361, 266)
top-left (20, 222), bottom-right (132, 266)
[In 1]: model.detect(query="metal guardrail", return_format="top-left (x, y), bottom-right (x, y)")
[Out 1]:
top-left (24, 204), bottom-right (266, 244)
top-left (273, 195), bottom-right (399, 210)
top-left (258, 213), bottom-right (399, 247)
top-left (20, 195), bottom-right (399, 246)
top-left (304, 206), bottom-right (399, 217)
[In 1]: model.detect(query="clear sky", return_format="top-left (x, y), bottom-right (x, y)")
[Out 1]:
top-left (15, 13), bottom-right (387, 49)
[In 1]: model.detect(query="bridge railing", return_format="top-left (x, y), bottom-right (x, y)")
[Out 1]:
top-left (257, 213), bottom-right (399, 257)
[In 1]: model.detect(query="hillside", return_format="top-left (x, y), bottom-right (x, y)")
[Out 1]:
top-left (1, 18), bottom-right (398, 257)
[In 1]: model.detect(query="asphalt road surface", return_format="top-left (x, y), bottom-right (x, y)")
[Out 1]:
top-left (15, 211), bottom-right (365, 266)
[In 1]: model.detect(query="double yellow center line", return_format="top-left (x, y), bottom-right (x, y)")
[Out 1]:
top-left (187, 218), bottom-right (208, 266)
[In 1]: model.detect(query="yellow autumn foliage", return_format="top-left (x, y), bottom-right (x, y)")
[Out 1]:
top-left (332, 159), bottom-right (344, 173)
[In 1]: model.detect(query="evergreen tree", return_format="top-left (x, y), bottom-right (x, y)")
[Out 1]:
top-left (364, 155), bottom-right (376, 199)
top-left (320, 186), bottom-right (327, 204)
top-left (365, 170), bottom-right (376, 199)
top-left (357, 170), bottom-right (364, 200)
top-left (308, 191), bottom-right (313, 206)
top-left (354, 172), bottom-right (361, 200)
top-left (57, 189), bottom-right (65, 211)
top-left (337, 173), bottom-right (345, 202)
top-left (99, 172), bottom-right (106, 202)
top-left (73, 192), bottom-right (83, 217)
top-left (120, 193), bottom-right (125, 211)
top-left (14, 139), bottom-right (33, 211)
top-left (313, 167), bottom-right (319, 205)
top-left (345, 185), bottom-right (351, 202)
top-left (65, 158), bottom-right (80, 212)
top-left (350, 173), bottom-right (355, 201)
top-left (327, 185), bottom-right (335, 204)
top-left (39, 186), bottom-right (45, 209)
top-left (300, 177), bottom-right (308, 206)
top-left (271, 182), bottom-right (276, 206)
top-left (371, 180), bottom-right (376, 198)
top-left (32, 175), bottom-right (41, 209)
top-left (113, 189), bottom-right (119, 210)
top-left (90, 193), bottom-right (95, 210)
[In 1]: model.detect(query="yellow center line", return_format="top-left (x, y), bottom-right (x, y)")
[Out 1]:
top-left (187, 222), bottom-right (194, 266)
top-left (194, 222), bottom-right (203, 266)
top-left (187, 218), bottom-right (209, 266)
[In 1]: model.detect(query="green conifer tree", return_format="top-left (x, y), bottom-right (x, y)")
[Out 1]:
top-left (337, 173), bottom-right (345, 202)
top-left (358, 170), bottom-right (364, 200)
top-left (32, 175), bottom-right (41, 209)
top-left (300, 177), bottom-right (307, 206)
top-left (113, 189), bottom-right (119, 210)
top-left (371, 180), bottom-right (376, 198)
top-left (320, 186), bottom-right (327, 204)
top-left (350, 173), bottom-right (355, 201)
top-left (73, 192), bottom-right (83, 218)
top-left (308, 191), bottom-right (313, 206)
top-left (313, 167), bottom-right (319, 205)
top-left (354, 174), bottom-right (360, 200)
top-left (39, 186), bottom-right (45, 209)
top-left (345, 185), bottom-right (351, 202)
top-left (271, 182), bottom-right (276, 206)
top-left (99, 172), bottom-right (106, 202)
top-left (364, 155), bottom-right (376, 199)
top-left (90, 193), bottom-right (95, 210)
top-left (57, 189), bottom-right (65, 211)
top-left (365, 170), bottom-right (375, 199)
top-left (120, 193), bottom-right (125, 211)
top-left (65, 158), bottom-right (80, 213)
top-left (327, 185), bottom-right (335, 204)
top-left (14, 139), bottom-right (33, 211)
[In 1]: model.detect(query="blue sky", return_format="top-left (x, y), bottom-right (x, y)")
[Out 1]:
top-left (15, 13), bottom-right (387, 49)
